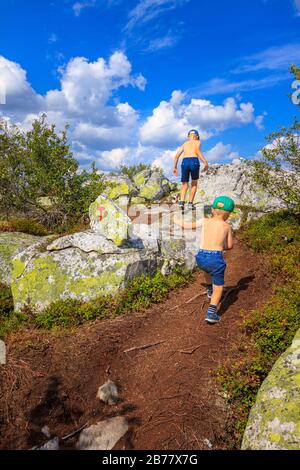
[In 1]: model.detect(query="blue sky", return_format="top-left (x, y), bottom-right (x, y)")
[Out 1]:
top-left (0, 0), bottom-right (299, 174)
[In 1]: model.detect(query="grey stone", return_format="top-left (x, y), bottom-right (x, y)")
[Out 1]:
top-left (76, 417), bottom-right (128, 450)
top-left (0, 340), bottom-right (6, 365)
top-left (97, 380), bottom-right (118, 405)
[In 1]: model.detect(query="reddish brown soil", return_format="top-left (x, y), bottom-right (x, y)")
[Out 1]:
top-left (0, 238), bottom-right (271, 450)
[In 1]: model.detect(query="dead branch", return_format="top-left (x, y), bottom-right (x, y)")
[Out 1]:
top-left (178, 344), bottom-right (202, 355)
top-left (124, 340), bottom-right (166, 353)
top-left (185, 292), bottom-right (207, 304)
top-left (62, 422), bottom-right (88, 441)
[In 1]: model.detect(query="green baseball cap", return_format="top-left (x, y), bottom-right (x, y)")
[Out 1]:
top-left (212, 196), bottom-right (235, 212)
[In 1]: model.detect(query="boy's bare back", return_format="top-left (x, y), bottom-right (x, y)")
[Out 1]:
top-left (201, 218), bottom-right (233, 251)
top-left (182, 140), bottom-right (201, 157)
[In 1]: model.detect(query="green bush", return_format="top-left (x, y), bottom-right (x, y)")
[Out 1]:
top-left (219, 210), bottom-right (300, 446)
top-left (0, 218), bottom-right (49, 236)
top-left (0, 283), bottom-right (14, 318)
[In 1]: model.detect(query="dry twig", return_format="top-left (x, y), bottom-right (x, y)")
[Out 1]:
top-left (124, 340), bottom-right (166, 353)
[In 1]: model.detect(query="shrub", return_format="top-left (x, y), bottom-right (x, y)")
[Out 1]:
top-left (219, 210), bottom-right (300, 446)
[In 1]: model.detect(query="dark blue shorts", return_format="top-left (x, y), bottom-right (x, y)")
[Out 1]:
top-left (195, 249), bottom-right (226, 286)
top-left (181, 157), bottom-right (200, 183)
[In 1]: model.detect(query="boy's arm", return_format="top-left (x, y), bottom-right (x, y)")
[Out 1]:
top-left (173, 145), bottom-right (184, 176)
top-left (196, 142), bottom-right (209, 171)
top-left (173, 214), bottom-right (203, 230)
top-left (225, 225), bottom-right (234, 250)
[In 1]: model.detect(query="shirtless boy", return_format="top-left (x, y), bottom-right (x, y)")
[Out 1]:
top-left (174, 196), bottom-right (235, 324)
top-left (173, 129), bottom-right (209, 211)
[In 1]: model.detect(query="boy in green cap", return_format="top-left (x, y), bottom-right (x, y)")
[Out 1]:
top-left (174, 195), bottom-right (235, 323)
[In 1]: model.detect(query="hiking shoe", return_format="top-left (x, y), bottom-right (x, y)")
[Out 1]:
top-left (188, 202), bottom-right (196, 211)
top-left (206, 285), bottom-right (213, 299)
top-left (205, 305), bottom-right (221, 324)
top-left (178, 201), bottom-right (185, 212)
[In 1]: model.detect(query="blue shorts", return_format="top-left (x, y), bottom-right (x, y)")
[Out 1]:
top-left (181, 157), bottom-right (200, 183)
top-left (195, 249), bottom-right (226, 286)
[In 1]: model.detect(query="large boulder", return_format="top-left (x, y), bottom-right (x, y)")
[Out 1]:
top-left (134, 169), bottom-right (172, 202)
top-left (89, 195), bottom-right (133, 246)
top-left (11, 231), bottom-right (159, 312)
top-left (242, 328), bottom-right (300, 450)
top-left (0, 232), bottom-right (48, 285)
top-left (102, 175), bottom-right (136, 200)
top-left (191, 162), bottom-right (285, 211)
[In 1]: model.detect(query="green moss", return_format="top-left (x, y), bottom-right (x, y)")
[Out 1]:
top-left (133, 174), bottom-right (146, 187)
top-left (106, 182), bottom-right (130, 199)
top-left (139, 182), bottom-right (161, 200)
top-left (11, 255), bottom-right (69, 309)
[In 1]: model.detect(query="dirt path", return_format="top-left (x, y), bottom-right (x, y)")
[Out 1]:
top-left (0, 238), bottom-right (270, 450)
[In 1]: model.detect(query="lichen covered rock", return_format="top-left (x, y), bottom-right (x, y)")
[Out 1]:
top-left (194, 162), bottom-right (284, 211)
top-left (0, 232), bottom-right (47, 285)
top-left (11, 238), bottom-right (158, 312)
top-left (242, 328), bottom-right (300, 450)
top-left (89, 195), bottom-right (133, 246)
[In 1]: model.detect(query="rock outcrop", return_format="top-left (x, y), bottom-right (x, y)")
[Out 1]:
top-left (191, 161), bottom-right (284, 211)
top-left (0, 232), bottom-right (48, 285)
top-left (11, 230), bottom-right (159, 312)
top-left (103, 168), bottom-right (173, 205)
top-left (242, 328), bottom-right (300, 450)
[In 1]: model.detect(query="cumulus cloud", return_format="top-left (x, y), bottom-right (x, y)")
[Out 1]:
top-left (140, 90), bottom-right (263, 147)
top-left (0, 56), bottom-right (43, 117)
top-left (1, 53), bottom-right (261, 171)
top-left (0, 52), bottom-right (146, 155)
top-left (151, 142), bottom-right (242, 176)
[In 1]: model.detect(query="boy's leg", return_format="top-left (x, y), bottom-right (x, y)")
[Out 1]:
top-left (189, 180), bottom-right (198, 203)
top-left (210, 285), bottom-right (224, 308)
top-left (203, 272), bottom-right (213, 298)
top-left (180, 182), bottom-right (189, 202)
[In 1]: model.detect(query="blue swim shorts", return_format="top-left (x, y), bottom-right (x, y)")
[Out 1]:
top-left (181, 157), bottom-right (200, 183)
top-left (195, 249), bottom-right (226, 286)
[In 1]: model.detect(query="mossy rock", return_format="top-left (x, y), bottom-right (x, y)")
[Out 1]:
top-left (242, 328), bottom-right (300, 450)
top-left (11, 242), bottom-right (158, 312)
top-left (0, 232), bottom-right (47, 285)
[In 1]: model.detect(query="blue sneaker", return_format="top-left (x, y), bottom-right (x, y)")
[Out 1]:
top-left (205, 305), bottom-right (221, 324)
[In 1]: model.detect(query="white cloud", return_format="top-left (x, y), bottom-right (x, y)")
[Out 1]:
top-left (205, 142), bottom-right (242, 164)
top-left (0, 56), bottom-right (43, 117)
top-left (192, 74), bottom-right (290, 97)
top-left (126, 0), bottom-right (190, 30)
top-left (152, 149), bottom-right (175, 176)
top-left (0, 52), bottom-right (145, 156)
top-left (72, 0), bottom-right (97, 16)
top-left (1, 53), bottom-right (261, 171)
top-left (145, 33), bottom-right (177, 52)
top-left (234, 43), bottom-right (300, 74)
top-left (140, 90), bottom-right (263, 147)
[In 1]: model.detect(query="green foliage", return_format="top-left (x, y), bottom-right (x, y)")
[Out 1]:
top-left (118, 163), bottom-right (151, 181)
top-left (0, 218), bottom-right (49, 236)
top-left (0, 283), bottom-right (14, 318)
top-left (0, 116), bottom-right (105, 231)
top-left (241, 210), bottom-right (299, 252)
top-left (0, 267), bottom-right (192, 334)
top-left (249, 121), bottom-right (300, 212)
top-left (219, 210), bottom-right (300, 446)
